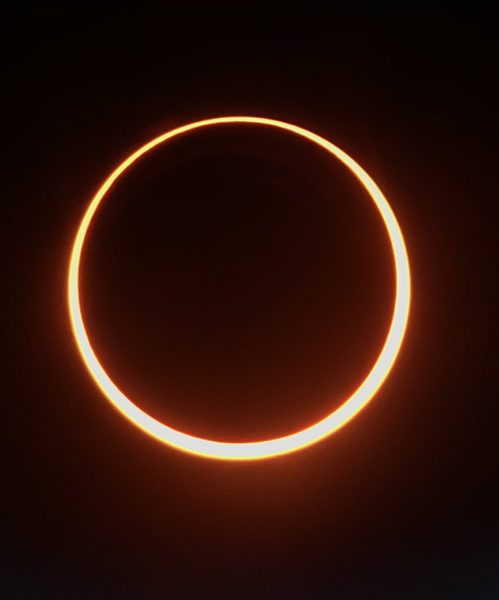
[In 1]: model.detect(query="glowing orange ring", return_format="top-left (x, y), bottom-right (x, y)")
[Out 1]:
top-left (68, 116), bottom-right (411, 460)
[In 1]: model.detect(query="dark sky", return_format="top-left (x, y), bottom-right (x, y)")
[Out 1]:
top-left (3, 10), bottom-right (498, 599)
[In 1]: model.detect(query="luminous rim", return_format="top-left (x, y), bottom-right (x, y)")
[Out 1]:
top-left (68, 116), bottom-right (411, 461)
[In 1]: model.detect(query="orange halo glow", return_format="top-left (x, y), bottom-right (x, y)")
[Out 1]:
top-left (67, 116), bottom-right (411, 461)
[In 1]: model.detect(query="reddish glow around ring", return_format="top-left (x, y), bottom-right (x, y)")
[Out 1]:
top-left (68, 116), bottom-right (411, 460)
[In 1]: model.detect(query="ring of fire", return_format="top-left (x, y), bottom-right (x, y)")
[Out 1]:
top-left (68, 116), bottom-right (411, 460)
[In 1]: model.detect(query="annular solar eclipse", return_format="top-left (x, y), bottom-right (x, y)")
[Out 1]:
top-left (68, 116), bottom-right (411, 461)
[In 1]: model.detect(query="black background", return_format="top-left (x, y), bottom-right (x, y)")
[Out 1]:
top-left (4, 9), bottom-right (498, 599)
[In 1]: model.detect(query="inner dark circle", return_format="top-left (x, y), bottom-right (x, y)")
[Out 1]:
top-left (81, 124), bottom-right (393, 442)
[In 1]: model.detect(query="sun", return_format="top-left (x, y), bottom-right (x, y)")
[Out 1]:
top-left (67, 116), bottom-right (411, 460)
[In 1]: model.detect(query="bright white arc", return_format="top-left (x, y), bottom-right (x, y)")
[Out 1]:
top-left (68, 116), bottom-right (411, 460)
